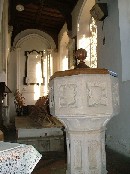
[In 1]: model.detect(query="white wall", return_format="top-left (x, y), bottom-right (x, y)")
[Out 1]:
top-left (0, 0), bottom-right (4, 33)
top-left (97, 0), bottom-right (130, 157)
top-left (71, 0), bottom-right (84, 38)
top-left (0, 0), bottom-right (9, 75)
top-left (17, 36), bottom-right (48, 103)
top-left (77, 0), bottom-right (95, 44)
top-left (58, 23), bottom-right (69, 71)
top-left (0, 0), bottom-right (4, 73)
top-left (97, 0), bottom-right (122, 75)
top-left (73, 0), bottom-right (130, 157)
top-left (8, 31), bottom-right (57, 123)
top-left (118, 0), bottom-right (130, 81)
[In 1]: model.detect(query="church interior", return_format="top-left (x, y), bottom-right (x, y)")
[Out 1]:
top-left (0, 0), bottom-right (130, 173)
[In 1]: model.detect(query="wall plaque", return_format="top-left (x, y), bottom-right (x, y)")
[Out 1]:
top-left (24, 50), bottom-right (44, 85)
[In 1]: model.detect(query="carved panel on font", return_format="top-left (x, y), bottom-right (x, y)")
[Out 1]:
top-left (87, 82), bottom-right (107, 107)
top-left (59, 84), bottom-right (77, 108)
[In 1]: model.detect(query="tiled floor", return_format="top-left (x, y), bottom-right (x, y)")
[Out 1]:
top-left (3, 126), bottom-right (130, 174)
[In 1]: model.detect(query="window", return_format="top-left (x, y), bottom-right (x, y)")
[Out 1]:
top-left (62, 56), bottom-right (68, 71)
top-left (78, 17), bottom-right (97, 68)
top-left (43, 49), bottom-right (53, 96)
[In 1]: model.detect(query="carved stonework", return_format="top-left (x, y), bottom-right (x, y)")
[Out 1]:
top-left (88, 141), bottom-right (99, 170)
top-left (74, 140), bottom-right (82, 169)
top-left (59, 84), bottom-right (77, 108)
top-left (49, 69), bottom-right (119, 174)
top-left (87, 82), bottom-right (107, 107)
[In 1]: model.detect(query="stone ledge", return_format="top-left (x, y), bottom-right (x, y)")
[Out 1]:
top-left (50, 68), bottom-right (109, 80)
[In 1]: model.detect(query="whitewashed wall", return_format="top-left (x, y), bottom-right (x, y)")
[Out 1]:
top-left (72, 0), bottom-right (130, 157)
top-left (118, 0), bottom-right (130, 81)
top-left (0, 0), bottom-right (4, 33)
top-left (97, 0), bottom-right (130, 157)
top-left (71, 0), bottom-right (84, 38)
top-left (0, 0), bottom-right (9, 76)
top-left (8, 31), bottom-right (56, 123)
top-left (0, 0), bottom-right (4, 72)
top-left (58, 23), bottom-right (69, 71)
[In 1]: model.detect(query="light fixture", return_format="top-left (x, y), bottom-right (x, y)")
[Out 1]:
top-left (16, 4), bottom-right (24, 12)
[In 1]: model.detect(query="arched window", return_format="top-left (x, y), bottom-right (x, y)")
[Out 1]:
top-left (78, 17), bottom-right (97, 68)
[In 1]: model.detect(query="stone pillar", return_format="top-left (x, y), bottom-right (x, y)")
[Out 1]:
top-left (47, 49), bottom-right (53, 82)
top-left (0, 0), bottom-right (4, 33)
top-left (49, 68), bottom-right (119, 174)
top-left (15, 47), bottom-right (21, 90)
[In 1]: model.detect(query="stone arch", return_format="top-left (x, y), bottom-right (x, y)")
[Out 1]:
top-left (77, 0), bottom-right (97, 68)
top-left (13, 29), bottom-right (56, 50)
top-left (77, 0), bottom-right (95, 48)
top-left (59, 26), bottom-right (69, 70)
